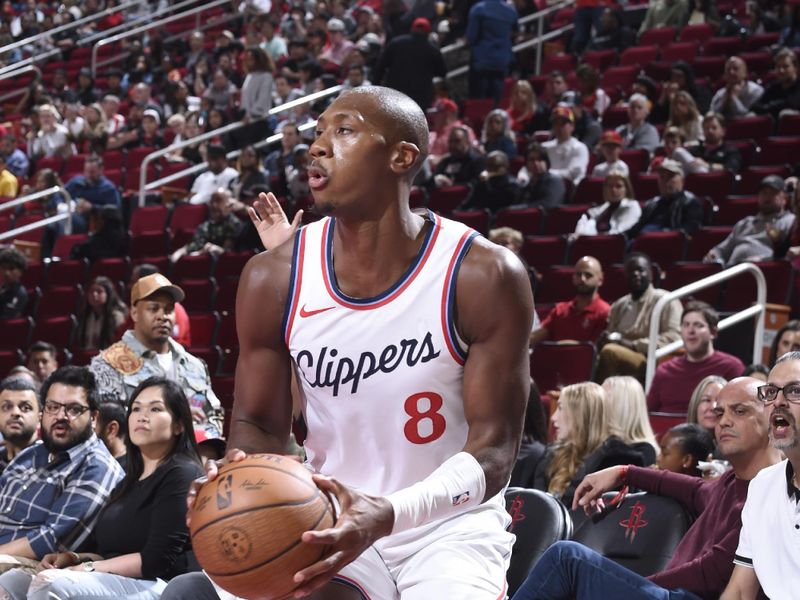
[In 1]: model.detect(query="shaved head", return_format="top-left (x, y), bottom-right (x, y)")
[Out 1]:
top-left (575, 255), bottom-right (602, 274)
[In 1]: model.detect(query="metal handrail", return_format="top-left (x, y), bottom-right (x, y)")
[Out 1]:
top-left (91, 0), bottom-right (232, 77)
top-left (645, 263), bottom-right (767, 391)
top-left (138, 85), bottom-right (344, 206)
top-left (0, 185), bottom-right (75, 242)
top-left (0, 213), bottom-right (72, 243)
top-left (0, 186), bottom-right (64, 213)
top-left (0, 65), bottom-right (41, 103)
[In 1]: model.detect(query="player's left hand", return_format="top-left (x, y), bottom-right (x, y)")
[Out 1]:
top-left (291, 475), bottom-right (394, 598)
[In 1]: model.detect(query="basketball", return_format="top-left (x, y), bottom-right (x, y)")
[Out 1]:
top-left (189, 454), bottom-right (336, 600)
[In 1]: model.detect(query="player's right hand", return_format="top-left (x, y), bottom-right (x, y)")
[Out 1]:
top-left (185, 447), bottom-right (247, 526)
top-left (572, 465), bottom-right (626, 514)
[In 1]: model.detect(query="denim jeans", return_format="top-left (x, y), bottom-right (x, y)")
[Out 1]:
top-left (468, 68), bottom-right (506, 106)
top-left (571, 6), bottom-right (604, 53)
top-left (0, 568), bottom-right (166, 600)
top-left (511, 541), bottom-right (703, 600)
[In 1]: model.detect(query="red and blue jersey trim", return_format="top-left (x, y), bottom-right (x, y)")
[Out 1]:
top-left (321, 210), bottom-right (441, 310)
top-left (330, 575), bottom-right (371, 599)
top-left (282, 228), bottom-right (307, 346)
top-left (441, 229), bottom-right (479, 365)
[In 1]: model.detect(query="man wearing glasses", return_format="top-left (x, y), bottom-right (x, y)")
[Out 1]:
top-left (721, 352), bottom-right (800, 600)
top-left (0, 367), bottom-right (123, 573)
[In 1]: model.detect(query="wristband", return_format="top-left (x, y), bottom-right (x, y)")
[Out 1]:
top-left (620, 465), bottom-right (630, 484)
top-left (386, 452), bottom-right (486, 535)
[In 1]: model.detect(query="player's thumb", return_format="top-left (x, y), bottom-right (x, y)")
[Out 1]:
top-left (291, 210), bottom-right (303, 230)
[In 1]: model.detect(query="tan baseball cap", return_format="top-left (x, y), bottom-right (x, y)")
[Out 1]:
top-left (130, 273), bottom-right (185, 305)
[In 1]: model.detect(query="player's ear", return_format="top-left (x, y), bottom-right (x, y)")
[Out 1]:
top-left (389, 141), bottom-right (420, 175)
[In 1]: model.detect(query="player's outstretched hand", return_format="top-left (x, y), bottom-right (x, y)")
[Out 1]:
top-left (572, 465), bottom-right (627, 514)
top-left (248, 192), bottom-right (303, 251)
top-left (185, 448), bottom-right (247, 526)
top-left (291, 475), bottom-right (394, 598)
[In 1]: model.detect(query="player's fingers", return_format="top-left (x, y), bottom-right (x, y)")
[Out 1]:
top-left (290, 209), bottom-right (303, 230)
top-left (292, 550), bottom-right (348, 593)
top-left (300, 525), bottom-right (342, 546)
top-left (313, 475), bottom-right (352, 512)
top-left (247, 205), bottom-right (260, 227)
top-left (225, 448), bottom-right (247, 463)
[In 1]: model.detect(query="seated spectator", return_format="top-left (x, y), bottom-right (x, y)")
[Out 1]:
top-left (0, 367), bottom-right (123, 569)
top-left (513, 377), bottom-right (781, 600)
top-left (561, 92), bottom-right (602, 150)
top-left (505, 80), bottom-right (550, 136)
top-left (541, 70), bottom-right (569, 107)
top-left (666, 90), bottom-right (704, 144)
top-left (0, 377), bottom-right (204, 598)
top-left (687, 375), bottom-right (727, 439)
top-left (488, 226), bottom-right (537, 291)
top-left (202, 70), bottom-right (237, 112)
top-left (29, 104), bottom-right (73, 160)
top-left (575, 63), bottom-right (610, 117)
top-left (264, 122), bottom-right (300, 178)
top-left (0, 135), bottom-right (29, 179)
top-left (689, 112), bottom-right (743, 173)
top-left (171, 190), bottom-right (243, 262)
top-left (639, 0), bottom-right (689, 35)
top-left (586, 7), bottom-right (635, 52)
top-left (542, 106), bottom-right (589, 186)
top-left (768, 320), bottom-right (800, 368)
top-left (742, 363), bottom-right (768, 381)
top-left (704, 175), bottom-right (794, 267)
top-left (510, 382), bottom-right (548, 488)
top-left (26, 342), bottom-right (58, 385)
top-left (684, 0), bottom-right (721, 29)
top-left (65, 156), bottom-right (121, 234)
top-left (101, 95), bottom-right (126, 137)
top-left (626, 159), bottom-right (703, 239)
top-left (480, 109), bottom-right (517, 158)
top-left (616, 94), bottom-right (660, 156)
top-left (232, 145), bottom-right (269, 204)
top-left (602, 375), bottom-right (659, 466)
top-left (342, 64), bottom-right (371, 90)
top-left (63, 103), bottom-right (85, 143)
top-left (574, 171), bottom-right (641, 237)
top-left (752, 47), bottom-right (800, 120)
top-left (652, 61), bottom-right (711, 124)
top-left (0, 247), bottom-right (27, 319)
top-left (517, 142), bottom-right (566, 208)
top-left (78, 103), bottom-right (108, 155)
top-left (69, 206), bottom-right (128, 262)
top-left (658, 423), bottom-right (716, 477)
top-left (320, 18), bottom-right (354, 67)
top-left (272, 75), bottom-right (303, 107)
top-left (189, 144), bottom-right (239, 205)
top-left (591, 130), bottom-right (629, 178)
top-left (534, 382), bottom-right (646, 506)
top-left (0, 376), bottom-right (40, 474)
top-left (595, 252), bottom-right (682, 382)
top-left (285, 144), bottom-right (311, 202)
top-left (432, 126), bottom-right (486, 189)
top-left (130, 109), bottom-right (165, 149)
top-left (428, 98), bottom-right (478, 166)
top-left (530, 256), bottom-right (609, 345)
top-left (655, 126), bottom-right (701, 175)
top-left (0, 155), bottom-right (18, 198)
top-left (648, 302), bottom-right (745, 413)
top-left (465, 151), bottom-right (520, 213)
top-left (76, 277), bottom-right (127, 351)
top-left (710, 56), bottom-right (764, 119)
top-left (93, 401), bottom-right (127, 467)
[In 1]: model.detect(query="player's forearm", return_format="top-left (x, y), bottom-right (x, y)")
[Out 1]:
top-left (228, 409), bottom-right (291, 455)
top-left (467, 436), bottom-right (519, 500)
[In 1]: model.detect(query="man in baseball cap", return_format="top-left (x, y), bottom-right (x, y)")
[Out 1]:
top-left (543, 105), bottom-right (590, 185)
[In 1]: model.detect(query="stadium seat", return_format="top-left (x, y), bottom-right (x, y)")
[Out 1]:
top-left (504, 488), bottom-right (573, 597)
top-left (543, 205), bottom-right (591, 235)
top-left (215, 252), bottom-right (254, 280)
top-left (530, 341), bottom-right (596, 393)
top-left (660, 261), bottom-right (722, 305)
top-left (754, 136), bottom-right (800, 166)
top-left (451, 209), bottom-right (489, 235)
top-left (690, 55), bottom-right (725, 79)
top-left (778, 113), bottom-right (800, 136)
top-left (190, 345), bottom-right (223, 376)
top-left (428, 186), bottom-right (470, 214)
top-left (649, 412), bottom-right (690, 439)
top-left (660, 42), bottom-right (699, 63)
top-left (720, 261), bottom-right (791, 311)
top-left (494, 207), bottom-right (543, 236)
top-left (619, 149), bottom-right (650, 174)
top-left (130, 231), bottom-right (169, 259)
top-left (169, 203), bottom-right (208, 238)
top-left (537, 265), bottom-right (577, 305)
top-left (35, 285), bottom-right (82, 318)
top-left (601, 66), bottom-right (637, 92)
top-left (632, 173), bottom-right (659, 200)
top-left (20, 262), bottom-right (45, 289)
top-left (171, 254), bottom-right (214, 282)
top-left (88, 257), bottom-right (130, 287)
top-left (567, 234), bottom-right (626, 266)
top-left (685, 171), bottom-right (734, 204)
top-left (102, 151), bottom-right (124, 170)
top-left (715, 196), bottom-right (757, 226)
top-left (522, 236), bottom-right (568, 271)
top-left (679, 23), bottom-right (714, 43)
top-left (725, 115), bottom-right (773, 144)
top-left (601, 106), bottom-right (629, 129)
top-left (0, 317), bottom-right (32, 350)
top-left (740, 51), bottom-right (774, 79)
top-left (45, 259), bottom-right (88, 287)
top-left (686, 226), bottom-right (732, 261)
top-left (8, 215), bottom-right (45, 244)
top-left (702, 36), bottom-right (742, 57)
top-left (638, 27), bottom-right (676, 46)
top-left (572, 177), bottom-right (605, 205)
top-left (129, 205), bottom-right (169, 237)
top-left (619, 46), bottom-right (658, 68)
top-left (216, 312), bottom-right (238, 353)
top-left (737, 166), bottom-right (789, 195)
top-left (630, 231), bottom-right (687, 265)
top-left (744, 31), bottom-right (780, 51)
top-left (582, 50), bottom-right (618, 72)
top-left (69, 348), bottom-right (97, 366)
top-left (63, 154), bottom-right (87, 176)
top-left (187, 311), bottom-right (220, 347)
top-left (51, 235), bottom-right (87, 260)
top-left (214, 280), bottom-right (238, 313)
top-left (31, 315), bottom-right (77, 348)
top-left (462, 98), bottom-right (494, 131)
top-left (0, 350), bottom-right (22, 374)
top-left (178, 278), bottom-right (218, 313)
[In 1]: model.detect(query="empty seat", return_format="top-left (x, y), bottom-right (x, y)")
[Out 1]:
top-left (720, 261), bottom-right (791, 311)
top-left (619, 149), bottom-right (650, 174)
top-left (536, 265), bottom-right (577, 305)
top-left (494, 207), bottom-right (543, 236)
top-left (130, 231), bottom-right (169, 259)
top-left (129, 205), bottom-right (169, 236)
top-left (216, 312), bottom-right (238, 353)
top-left (171, 254), bottom-right (214, 281)
top-left (45, 259), bottom-right (88, 287)
top-left (450, 209), bottom-right (489, 235)
top-left (702, 36), bottom-right (742, 57)
top-left (632, 173), bottom-right (659, 200)
top-left (638, 27), bottom-right (676, 46)
top-left (778, 113), bottom-right (800, 136)
top-left (715, 196), bottom-right (758, 226)
top-left (428, 186), bottom-right (469, 214)
top-left (187, 311), bottom-right (220, 347)
top-left (690, 55), bottom-right (726, 79)
top-left (89, 257), bottom-right (130, 286)
top-left (630, 231), bottom-right (687, 265)
top-left (737, 166), bottom-right (789, 195)
top-left (567, 234), bottom-right (626, 266)
top-left (214, 279), bottom-right (238, 313)
top-left (660, 42), bottom-right (699, 63)
top-left (215, 252), bottom-right (254, 280)
top-left (179, 278), bottom-right (218, 313)
top-left (685, 171), bottom-right (734, 203)
top-left (51, 235), bottom-right (88, 260)
top-left (754, 136), bottom-right (800, 166)
top-left (679, 23), bottom-right (714, 43)
top-left (169, 203), bottom-right (208, 237)
top-left (686, 226), bottom-right (732, 260)
top-left (660, 261), bottom-right (722, 305)
top-left (725, 115), bottom-right (773, 144)
top-left (522, 236), bottom-right (567, 271)
top-left (602, 66), bottom-right (637, 92)
top-left (619, 46), bottom-right (658, 68)
top-left (0, 317), bottom-right (32, 350)
top-left (31, 315), bottom-right (76, 348)
top-left (35, 285), bottom-right (82, 318)
top-left (582, 49), bottom-right (618, 72)
top-left (572, 177), bottom-right (606, 205)
top-left (531, 341), bottom-right (595, 392)
top-left (544, 205), bottom-right (591, 235)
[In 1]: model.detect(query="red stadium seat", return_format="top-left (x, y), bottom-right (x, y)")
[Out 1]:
top-left (725, 115), bottom-right (774, 144)
top-left (0, 350), bottom-right (22, 375)
top-left (130, 231), bottom-right (169, 259)
top-left (567, 234), bottom-right (626, 266)
top-left (702, 37), bottom-right (742, 57)
top-left (31, 315), bottom-right (76, 348)
top-left (632, 173), bottom-right (660, 200)
top-left (572, 177), bottom-right (605, 205)
top-left (630, 231), bottom-right (687, 265)
top-left (521, 236), bottom-right (568, 271)
top-left (0, 317), bottom-right (32, 350)
top-left (531, 341), bottom-right (596, 392)
top-left (35, 156), bottom-right (62, 174)
top-left (217, 311), bottom-right (238, 353)
top-left (35, 285), bottom-right (81, 318)
top-left (541, 53), bottom-right (576, 74)
top-left (686, 226), bottom-right (733, 260)
top-left (20, 262), bottom-right (44, 290)
top-left (215, 252), bottom-right (254, 280)
top-left (740, 51), bottom-right (774, 78)
top-left (754, 136), bottom-right (800, 166)
top-left (744, 32), bottom-right (780, 51)
top-left (679, 23), bottom-right (714, 43)
top-left (602, 66), bottom-right (638, 92)
top-left (690, 55), bottom-right (725, 79)
top-left (660, 261), bottom-right (723, 305)
top-left (451, 209), bottom-right (490, 235)
top-left (51, 235), bottom-right (87, 259)
top-left (428, 186), bottom-right (469, 214)
top-left (778, 113), bottom-right (800, 136)
top-left (660, 42), bottom-right (699, 63)
top-left (649, 413), bottom-right (687, 439)
top-left (715, 196), bottom-right (757, 226)
top-left (601, 106), bottom-right (629, 129)
top-left (169, 203), bottom-right (208, 235)
top-left (213, 279), bottom-right (238, 313)
top-left (619, 46), bottom-right (658, 68)
top-left (720, 261), bottom-right (791, 311)
top-left (582, 50), bottom-right (618, 72)
top-left (462, 99), bottom-right (494, 131)
top-left (638, 27), bottom-right (676, 46)
top-left (45, 259), bottom-right (88, 287)
top-left (536, 265), bottom-right (577, 304)
top-left (619, 149), bottom-right (650, 174)
top-left (171, 254), bottom-right (213, 282)
top-left (685, 171), bottom-right (734, 203)
top-left (129, 205), bottom-right (169, 236)
top-left (102, 151), bottom-right (124, 170)
top-left (187, 312), bottom-right (220, 346)
top-left (494, 207), bottom-right (543, 236)
top-left (543, 205), bottom-right (591, 235)
top-left (178, 278), bottom-right (218, 313)
top-left (63, 154), bottom-right (87, 176)
top-left (737, 166), bottom-right (789, 195)
top-left (88, 257), bottom-right (130, 286)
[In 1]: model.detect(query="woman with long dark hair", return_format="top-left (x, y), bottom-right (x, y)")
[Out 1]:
top-left (76, 276), bottom-right (127, 350)
top-left (0, 377), bottom-right (204, 599)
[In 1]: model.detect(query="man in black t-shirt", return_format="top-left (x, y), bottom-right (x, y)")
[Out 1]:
top-left (0, 248), bottom-right (27, 319)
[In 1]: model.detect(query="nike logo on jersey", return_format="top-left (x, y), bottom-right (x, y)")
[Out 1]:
top-left (299, 304), bottom-right (335, 318)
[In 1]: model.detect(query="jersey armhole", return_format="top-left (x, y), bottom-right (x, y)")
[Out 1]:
top-left (441, 230), bottom-right (479, 365)
top-left (281, 228), bottom-right (306, 347)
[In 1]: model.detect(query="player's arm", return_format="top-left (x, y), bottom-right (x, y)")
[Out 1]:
top-left (719, 565), bottom-right (760, 600)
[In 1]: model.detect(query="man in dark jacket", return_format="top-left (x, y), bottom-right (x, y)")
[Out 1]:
top-left (466, 0), bottom-right (518, 105)
top-left (752, 47), bottom-right (800, 120)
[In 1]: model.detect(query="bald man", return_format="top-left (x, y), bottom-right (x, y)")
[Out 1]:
top-left (530, 256), bottom-right (609, 346)
top-left (710, 56), bottom-right (765, 119)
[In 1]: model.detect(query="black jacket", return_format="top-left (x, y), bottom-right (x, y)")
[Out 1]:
top-left (373, 32), bottom-right (447, 110)
top-left (627, 190), bottom-right (703, 239)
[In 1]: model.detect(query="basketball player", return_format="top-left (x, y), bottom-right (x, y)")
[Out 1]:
top-left (192, 87), bottom-right (533, 599)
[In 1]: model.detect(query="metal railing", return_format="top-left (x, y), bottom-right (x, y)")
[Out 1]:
top-left (138, 85), bottom-right (344, 206)
top-left (0, 185), bottom-right (74, 242)
top-left (0, 65), bottom-right (41, 104)
top-left (645, 263), bottom-right (767, 391)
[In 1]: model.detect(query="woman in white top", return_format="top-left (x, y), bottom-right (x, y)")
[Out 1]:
top-left (29, 104), bottom-right (73, 160)
top-left (573, 170), bottom-right (641, 237)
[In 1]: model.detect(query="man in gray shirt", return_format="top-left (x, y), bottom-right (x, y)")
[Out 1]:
top-left (705, 175), bottom-right (795, 267)
top-left (710, 57), bottom-right (765, 119)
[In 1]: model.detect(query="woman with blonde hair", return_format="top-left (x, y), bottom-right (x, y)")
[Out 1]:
top-left (687, 375), bottom-right (726, 436)
top-left (573, 170), bottom-right (641, 237)
top-left (602, 375), bottom-right (659, 465)
top-left (506, 80), bottom-right (550, 135)
top-left (666, 90), bottom-right (704, 144)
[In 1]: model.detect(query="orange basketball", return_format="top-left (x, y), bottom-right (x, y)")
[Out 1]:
top-left (189, 454), bottom-right (336, 600)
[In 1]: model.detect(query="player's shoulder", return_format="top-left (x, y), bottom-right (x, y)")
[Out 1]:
top-left (460, 235), bottom-right (529, 285)
top-left (241, 234), bottom-right (298, 293)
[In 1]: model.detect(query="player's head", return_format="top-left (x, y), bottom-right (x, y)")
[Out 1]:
top-left (308, 86), bottom-right (429, 216)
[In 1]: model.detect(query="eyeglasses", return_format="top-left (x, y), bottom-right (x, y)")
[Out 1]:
top-left (757, 384), bottom-right (800, 404)
top-left (43, 401), bottom-right (90, 419)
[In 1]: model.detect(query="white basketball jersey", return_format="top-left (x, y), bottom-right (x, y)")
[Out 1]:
top-left (283, 211), bottom-right (478, 497)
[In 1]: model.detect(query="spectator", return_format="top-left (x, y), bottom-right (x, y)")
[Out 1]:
top-left (0, 135), bottom-right (29, 179)
top-left (627, 159), bottom-right (703, 238)
top-left (79, 103), bottom-right (108, 155)
top-left (689, 113), bottom-right (743, 173)
top-left (264, 122), bottom-right (300, 178)
top-left (657, 423), bottom-right (715, 477)
top-left (509, 383), bottom-right (548, 489)
top-left (0, 377), bottom-right (204, 599)
top-left (285, 144), bottom-right (311, 201)
top-left (189, 144), bottom-right (238, 205)
top-left (602, 375), bottom-right (659, 466)
top-left (517, 142), bottom-right (567, 208)
top-left (272, 75), bottom-right (303, 107)
top-left (465, 0), bottom-right (518, 105)
top-left (74, 68), bottom-right (99, 106)
top-left (26, 342), bottom-right (58, 385)
top-left (320, 18), bottom-right (354, 67)
top-left (574, 171), bottom-right (641, 237)
top-left (530, 256), bottom-right (610, 345)
top-left (534, 382), bottom-right (645, 506)
top-left (571, 0), bottom-right (606, 54)
top-left (0, 366), bottom-right (123, 568)
top-left (657, 126), bottom-right (702, 175)
top-left (0, 376), bottom-right (40, 475)
top-left (90, 274), bottom-right (222, 436)
top-left (591, 130), bottom-right (629, 178)
top-left (639, 0), bottom-right (689, 34)
top-left (648, 302), bottom-right (745, 413)
top-left (543, 70), bottom-right (569, 108)
top-left (742, 363), bottom-right (768, 382)
top-left (752, 47), bottom-right (800, 120)
top-left (64, 156), bottom-right (121, 234)
top-left (432, 126), bottom-right (486, 189)
top-left (488, 226), bottom-right (537, 292)
top-left (93, 401), bottom-right (127, 467)
top-left (185, 31), bottom-right (209, 72)
top-left (505, 80), bottom-right (550, 135)
top-left (76, 276), bottom-right (127, 351)
top-left (101, 95), bottom-right (126, 137)
top-left (684, 0), bottom-right (721, 29)
top-left (616, 94), bottom-right (660, 156)
top-left (705, 175), bottom-right (794, 267)
top-left (372, 18), bottom-right (445, 111)
top-left (70, 206), bottom-right (128, 262)
top-left (124, 265), bottom-right (191, 348)
top-left (666, 91), bottom-right (704, 144)
top-left (0, 155), bottom-right (17, 198)
top-left (658, 61), bottom-right (712, 120)
top-left (239, 46), bottom-right (275, 143)
top-left (131, 109), bottom-right (165, 149)
top-left (709, 57), bottom-right (764, 119)
top-left (595, 252), bottom-right (682, 382)
top-left (232, 145), bottom-right (269, 204)
top-left (281, 38), bottom-right (310, 84)
top-left (768, 320), bottom-right (800, 368)
top-left (428, 99), bottom-right (478, 165)
top-left (688, 375), bottom-right (727, 439)
top-left (513, 377), bottom-right (781, 600)
top-left (261, 18), bottom-right (288, 63)
top-left (481, 109), bottom-right (517, 158)
top-left (29, 104), bottom-right (72, 161)
top-left (171, 190), bottom-right (243, 262)
top-left (575, 63), bottom-right (610, 117)
top-left (586, 8), bottom-right (636, 52)
top-left (0, 247), bottom-right (27, 319)
top-left (203, 70), bottom-right (237, 112)
top-left (63, 104), bottom-right (85, 142)
top-left (561, 91), bottom-right (602, 150)
top-left (466, 151), bottom-right (520, 213)
top-left (542, 106), bottom-right (589, 186)
top-left (342, 64), bottom-right (371, 90)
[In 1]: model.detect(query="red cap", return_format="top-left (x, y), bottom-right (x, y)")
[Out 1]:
top-left (412, 17), bottom-right (431, 33)
top-left (551, 106), bottom-right (574, 123)
top-left (436, 98), bottom-right (458, 114)
top-left (600, 130), bottom-right (623, 146)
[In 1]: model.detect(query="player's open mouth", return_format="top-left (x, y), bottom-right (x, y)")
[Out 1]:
top-left (308, 164), bottom-right (329, 190)
top-left (771, 413), bottom-right (794, 437)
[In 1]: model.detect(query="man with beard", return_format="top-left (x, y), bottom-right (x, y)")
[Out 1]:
top-left (0, 377), bottom-right (40, 474)
top-left (720, 352), bottom-right (800, 599)
top-left (0, 367), bottom-right (122, 570)
top-left (530, 256), bottom-right (609, 346)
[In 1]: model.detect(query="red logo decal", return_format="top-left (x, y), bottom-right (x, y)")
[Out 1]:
top-left (507, 495), bottom-right (526, 532)
top-left (619, 501), bottom-right (648, 542)
top-left (299, 304), bottom-right (335, 318)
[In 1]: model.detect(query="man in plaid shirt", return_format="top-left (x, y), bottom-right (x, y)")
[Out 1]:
top-left (0, 366), bottom-right (123, 571)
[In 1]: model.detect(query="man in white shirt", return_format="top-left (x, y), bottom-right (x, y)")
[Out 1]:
top-left (189, 144), bottom-right (239, 205)
top-left (101, 95), bottom-right (126, 136)
top-left (542, 106), bottom-right (589, 186)
top-left (710, 57), bottom-right (764, 120)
